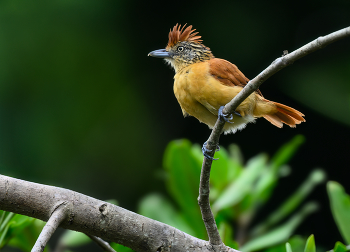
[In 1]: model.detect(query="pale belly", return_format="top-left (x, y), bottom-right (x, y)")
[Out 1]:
top-left (173, 64), bottom-right (256, 134)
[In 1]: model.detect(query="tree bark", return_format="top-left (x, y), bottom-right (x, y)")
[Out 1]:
top-left (0, 175), bottom-right (237, 252)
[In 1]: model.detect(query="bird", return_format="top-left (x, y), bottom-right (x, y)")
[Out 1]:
top-left (148, 24), bottom-right (305, 157)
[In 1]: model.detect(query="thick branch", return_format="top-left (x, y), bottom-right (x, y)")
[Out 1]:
top-left (32, 203), bottom-right (68, 252)
top-left (198, 26), bottom-right (350, 244)
top-left (0, 175), bottom-right (236, 252)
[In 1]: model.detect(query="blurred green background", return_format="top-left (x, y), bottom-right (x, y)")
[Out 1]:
top-left (0, 0), bottom-right (349, 250)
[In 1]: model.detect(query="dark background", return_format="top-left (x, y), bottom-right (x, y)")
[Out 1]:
top-left (0, 0), bottom-right (349, 250)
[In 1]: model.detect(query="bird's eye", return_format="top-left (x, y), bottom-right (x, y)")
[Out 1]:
top-left (177, 46), bottom-right (184, 52)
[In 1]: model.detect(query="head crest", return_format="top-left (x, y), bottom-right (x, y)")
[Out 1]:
top-left (167, 24), bottom-right (202, 48)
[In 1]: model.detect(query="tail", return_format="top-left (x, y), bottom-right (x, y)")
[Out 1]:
top-left (263, 100), bottom-right (305, 128)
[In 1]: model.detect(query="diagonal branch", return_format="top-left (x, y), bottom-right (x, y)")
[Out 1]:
top-left (32, 203), bottom-right (68, 252)
top-left (86, 234), bottom-right (117, 252)
top-left (198, 26), bottom-right (350, 245)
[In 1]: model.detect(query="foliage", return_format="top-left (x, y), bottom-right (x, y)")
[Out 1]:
top-left (138, 136), bottom-right (350, 252)
top-left (2, 137), bottom-right (350, 252)
top-left (138, 136), bottom-right (330, 252)
top-left (0, 210), bottom-right (47, 251)
top-left (327, 182), bottom-right (350, 244)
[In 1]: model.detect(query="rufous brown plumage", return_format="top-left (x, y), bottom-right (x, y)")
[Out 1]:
top-left (149, 24), bottom-right (305, 134)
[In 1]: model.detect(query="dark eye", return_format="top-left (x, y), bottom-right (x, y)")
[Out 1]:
top-left (177, 46), bottom-right (184, 52)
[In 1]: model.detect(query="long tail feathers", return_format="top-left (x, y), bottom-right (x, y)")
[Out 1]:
top-left (263, 100), bottom-right (305, 128)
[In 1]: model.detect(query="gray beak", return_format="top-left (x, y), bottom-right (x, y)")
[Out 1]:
top-left (148, 49), bottom-right (171, 58)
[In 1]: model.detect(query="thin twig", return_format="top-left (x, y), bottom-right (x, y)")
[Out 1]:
top-left (198, 157), bottom-right (223, 245)
top-left (32, 203), bottom-right (68, 252)
top-left (198, 26), bottom-right (350, 245)
top-left (87, 234), bottom-right (117, 252)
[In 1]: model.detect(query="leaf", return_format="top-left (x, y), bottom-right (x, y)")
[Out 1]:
top-left (228, 143), bottom-right (244, 166)
top-left (333, 241), bottom-right (348, 252)
top-left (213, 154), bottom-right (267, 211)
top-left (0, 221), bottom-right (15, 248)
top-left (252, 166), bottom-right (278, 203)
top-left (0, 213), bottom-right (35, 251)
top-left (270, 135), bottom-right (305, 172)
top-left (218, 221), bottom-right (238, 249)
top-left (286, 242), bottom-right (293, 252)
top-left (304, 234), bottom-right (316, 252)
top-left (327, 181), bottom-right (350, 244)
top-left (251, 169), bottom-right (325, 236)
top-left (138, 193), bottom-right (195, 236)
top-left (263, 243), bottom-right (288, 252)
top-left (7, 219), bottom-right (46, 252)
top-left (163, 139), bottom-right (206, 239)
top-left (288, 236), bottom-right (307, 252)
top-left (111, 243), bottom-right (134, 252)
top-left (210, 147), bottom-right (230, 192)
top-left (59, 230), bottom-right (91, 247)
top-left (240, 202), bottom-right (317, 252)
top-left (0, 212), bottom-right (15, 233)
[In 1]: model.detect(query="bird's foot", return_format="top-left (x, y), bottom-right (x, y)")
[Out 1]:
top-left (218, 106), bottom-right (241, 123)
top-left (202, 141), bottom-right (220, 160)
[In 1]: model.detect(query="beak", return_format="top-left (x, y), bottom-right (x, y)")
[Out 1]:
top-left (148, 49), bottom-right (171, 58)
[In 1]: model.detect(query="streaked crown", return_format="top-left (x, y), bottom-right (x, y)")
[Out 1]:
top-left (166, 24), bottom-right (203, 49)
top-left (164, 24), bottom-right (213, 72)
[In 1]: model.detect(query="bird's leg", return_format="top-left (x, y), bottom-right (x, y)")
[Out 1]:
top-left (202, 141), bottom-right (220, 160)
top-left (218, 106), bottom-right (241, 123)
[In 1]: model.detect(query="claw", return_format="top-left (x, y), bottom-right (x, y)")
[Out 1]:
top-left (233, 110), bottom-right (242, 117)
top-left (218, 106), bottom-right (241, 123)
top-left (202, 141), bottom-right (220, 160)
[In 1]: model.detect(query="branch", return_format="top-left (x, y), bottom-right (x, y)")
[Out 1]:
top-left (32, 203), bottom-right (68, 252)
top-left (0, 26), bottom-right (349, 252)
top-left (198, 158), bottom-right (223, 245)
top-left (0, 174), bottom-right (236, 252)
top-left (198, 26), bottom-right (350, 244)
top-left (86, 234), bottom-right (117, 252)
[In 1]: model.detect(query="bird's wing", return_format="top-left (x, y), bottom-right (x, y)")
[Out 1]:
top-left (208, 58), bottom-right (263, 96)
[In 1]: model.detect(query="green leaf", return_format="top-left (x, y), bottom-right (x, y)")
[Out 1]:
top-left (138, 193), bottom-right (195, 236)
top-left (213, 154), bottom-right (267, 211)
top-left (333, 241), bottom-right (348, 252)
top-left (251, 169), bottom-right (325, 236)
top-left (270, 135), bottom-right (305, 172)
top-left (59, 230), bottom-right (91, 247)
top-left (327, 181), bottom-right (350, 244)
top-left (288, 236), bottom-right (307, 252)
top-left (0, 221), bottom-right (15, 248)
top-left (0, 212), bottom-right (15, 233)
top-left (111, 243), bottom-right (134, 252)
top-left (163, 139), bottom-right (206, 239)
top-left (263, 243), bottom-right (288, 252)
top-left (0, 213), bottom-right (36, 251)
top-left (240, 202), bottom-right (317, 252)
top-left (252, 166), bottom-right (278, 203)
top-left (218, 221), bottom-right (238, 249)
top-left (228, 144), bottom-right (244, 166)
top-left (105, 199), bottom-right (119, 205)
top-left (226, 144), bottom-right (244, 183)
top-left (304, 234), bottom-right (316, 252)
top-left (210, 147), bottom-right (231, 192)
top-left (0, 211), bottom-right (5, 228)
top-left (7, 219), bottom-right (46, 252)
top-left (286, 242), bottom-right (293, 252)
